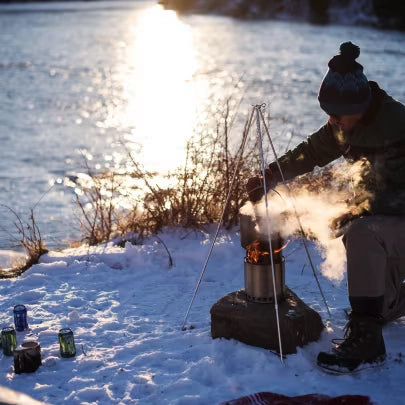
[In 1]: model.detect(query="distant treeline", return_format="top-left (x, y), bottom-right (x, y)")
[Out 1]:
top-left (159, 0), bottom-right (405, 30)
top-left (1, 0), bottom-right (404, 30)
top-left (0, 0), bottom-right (99, 3)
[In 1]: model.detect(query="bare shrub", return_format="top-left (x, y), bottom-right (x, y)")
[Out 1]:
top-left (0, 206), bottom-right (48, 278)
top-left (74, 100), bottom-right (263, 244)
top-left (121, 101), bottom-right (262, 234)
top-left (74, 157), bottom-right (125, 246)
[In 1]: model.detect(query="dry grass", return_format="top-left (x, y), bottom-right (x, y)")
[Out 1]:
top-left (0, 206), bottom-right (48, 278)
top-left (0, 98), bottom-right (269, 276)
top-left (74, 101), bottom-right (263, 245)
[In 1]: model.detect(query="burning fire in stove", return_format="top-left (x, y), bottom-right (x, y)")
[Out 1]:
top-left (239, 214), bottom-right (287, 303)
top-left (245, 237), bottom-right (288, 265)
top-left (244, 235), bottom-right (287, 303)
top-left (246, 240), bottom-right (270, 265)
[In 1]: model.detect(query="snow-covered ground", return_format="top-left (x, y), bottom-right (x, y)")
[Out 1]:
top-left (0, 225), bottom-right (404, 404)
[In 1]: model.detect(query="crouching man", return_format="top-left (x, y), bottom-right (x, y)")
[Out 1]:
top-left (247, 42), bottom-right (405, 372)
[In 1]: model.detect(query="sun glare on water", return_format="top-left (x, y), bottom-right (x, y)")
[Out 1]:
top-left (123, 5), bottom-right (198, 172)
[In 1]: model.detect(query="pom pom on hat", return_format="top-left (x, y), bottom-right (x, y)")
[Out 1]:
top-left (318, 42), bottom-right (371, 116)
top-left (340, 41), bottom-right (360, 60)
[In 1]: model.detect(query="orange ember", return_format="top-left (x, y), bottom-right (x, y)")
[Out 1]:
top-left (246, 240), bottom-right (270, 264)
top-left (246, 238), bottom-right (288, 264)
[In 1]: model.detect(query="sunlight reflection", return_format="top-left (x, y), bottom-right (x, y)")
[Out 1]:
top-left (123, 5), bottom-right (198, 172)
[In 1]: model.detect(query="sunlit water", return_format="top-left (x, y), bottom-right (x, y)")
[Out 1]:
top-left (1, 0), bottom-right (404, 251)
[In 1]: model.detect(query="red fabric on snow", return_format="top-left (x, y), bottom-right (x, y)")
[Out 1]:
top-left (218, 392), bottom-right (375, 405)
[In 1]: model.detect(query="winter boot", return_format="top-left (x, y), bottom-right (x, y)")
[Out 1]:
top-left (317, 312), bottom-right (386, 373)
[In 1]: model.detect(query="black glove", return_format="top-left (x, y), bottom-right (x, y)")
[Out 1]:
top-left (246, 168), bottom-right (274, 203)
top-left (246, 176), bottom-right (264, 202)
top-left (330, 212), bottom-right (355, 231)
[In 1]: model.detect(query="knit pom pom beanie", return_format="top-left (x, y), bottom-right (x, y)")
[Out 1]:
top-left (318, 42), bottom-right (371, 115)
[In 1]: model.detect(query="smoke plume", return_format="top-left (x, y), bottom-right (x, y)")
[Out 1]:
top-left (241, 159), bottom-right (370, 282)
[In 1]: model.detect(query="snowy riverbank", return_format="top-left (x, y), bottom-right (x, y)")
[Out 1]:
top-left (1, 226), bottom-right (405, 404)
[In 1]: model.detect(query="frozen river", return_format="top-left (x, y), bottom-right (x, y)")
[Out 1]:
top-left (1, 0), bottom-right (404, 251)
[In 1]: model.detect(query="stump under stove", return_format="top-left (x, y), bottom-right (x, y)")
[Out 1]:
top-left (210, 288), bottom-right (324, 354)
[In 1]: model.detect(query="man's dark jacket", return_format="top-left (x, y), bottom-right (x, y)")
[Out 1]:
top-left (269, 82), bottom-right (405, 215)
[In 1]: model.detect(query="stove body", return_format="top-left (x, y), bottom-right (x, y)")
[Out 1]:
top-left (240, 213), bottom-right (285, 303)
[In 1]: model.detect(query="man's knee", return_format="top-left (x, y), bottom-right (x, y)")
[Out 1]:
top-left (343, 216), bottom-right (376, 246)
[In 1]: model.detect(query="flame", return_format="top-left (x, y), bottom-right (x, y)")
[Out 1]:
top-left (246, 239), bottom-right (289, 264)
top-left (246, 240), bottom-right (269, 264)
top-left (273, 240), bottom-right (290, 254)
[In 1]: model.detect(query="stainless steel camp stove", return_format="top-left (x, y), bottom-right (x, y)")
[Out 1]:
top-left (240, 214), bottom-right (285, 303)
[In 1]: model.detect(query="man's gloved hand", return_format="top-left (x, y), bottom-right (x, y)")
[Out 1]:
top-left (329, 211), bottom-right (357, 238)
top-left (246, 168), bottom-right (274, 203)
top-left (330, 212), bottom-right (355, 231)
top-left (246, 176), bottom-right (264, 202)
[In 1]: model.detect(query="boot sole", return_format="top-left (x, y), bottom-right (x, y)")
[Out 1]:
top-left (317, 355), bottom-right (386, 375)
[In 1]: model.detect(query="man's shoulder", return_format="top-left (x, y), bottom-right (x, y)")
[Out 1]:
top-left (371, 81), bottom-right (405, 115)
top-left (380, 93), bottom-right (405, 135)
